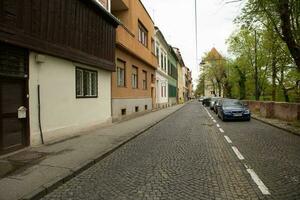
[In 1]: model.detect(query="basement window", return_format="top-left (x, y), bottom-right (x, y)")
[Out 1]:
top-left (121, 109), bottom-right (126, 116)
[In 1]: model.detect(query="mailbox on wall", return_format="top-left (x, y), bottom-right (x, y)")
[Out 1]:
top-left (18, 106), bottom-right (27, 119)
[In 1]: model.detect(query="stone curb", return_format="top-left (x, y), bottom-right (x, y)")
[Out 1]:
top-left (252, 116), bottom-right (300, 137)
top-left (20, 104), bottom-right (186, 200)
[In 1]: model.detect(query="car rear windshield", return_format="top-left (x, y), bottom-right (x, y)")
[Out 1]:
top-left (223, 100), bottom-right (243, 107)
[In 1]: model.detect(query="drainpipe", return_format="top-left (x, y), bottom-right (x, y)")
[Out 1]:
top-left (37, 84), bottom-right (44, 144)
top-left (35, 54), bottom-right (46, 144)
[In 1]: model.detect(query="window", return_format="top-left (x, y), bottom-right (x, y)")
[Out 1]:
top-left (138, 21), bottom-right (148, 47)
top-left (131, 66), bottom-right (138, 89)
top-left (135, 106), bottom-right (139, 112)
top-left (161, 83), bottom-right (166, 97)
top-left (159, 51), bottom-right (167, 71)
top-left (160, 53), bottom-right (164, 69)
top-left (142, 70), bottom-right (147, 90)
top-left (151, 38), bottom-right (155, 54)
top-left (155, 42), bottom-right (160, 57)
top-left (121, 109), bottom-right (126, 116)
top-left (117, 59), bottom-right (126, 87)
top-left (145, 105), bottom-right (148, 110)
top-left (76, 68), bottom-right (98, 98)
top-left (151, 74), bottom-right (155, 83)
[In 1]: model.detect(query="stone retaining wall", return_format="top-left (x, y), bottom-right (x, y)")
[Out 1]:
top-left (243, 100), bottom-right (300, 122)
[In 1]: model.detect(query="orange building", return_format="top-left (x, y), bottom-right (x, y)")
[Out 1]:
top-left (111, 0), bottom-right (158, 121)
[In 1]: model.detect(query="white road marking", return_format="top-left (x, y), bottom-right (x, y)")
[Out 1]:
top-left (213, 120), bottom-right (217, 123)
top-left (216, 124), bottom-right (220, 128)
top-left (224, 136), bottom-right (232, 144)
top-left (232, 146), bottom-right (245, 160)
top-left (246, 169), bottom-right (271, 195)
top-left (219, 128), bottom-right (224, 133)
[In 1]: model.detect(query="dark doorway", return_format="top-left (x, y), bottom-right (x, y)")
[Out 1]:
top-left (0, 42), bottom-right (29, 155)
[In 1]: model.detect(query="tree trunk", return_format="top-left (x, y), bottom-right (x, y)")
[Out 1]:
top-left (272, 59), bottom-right (277, 101)
top-left (282, 88), bottom-right (290, 102)
top-left (278, 0), bottom-right (300, 72)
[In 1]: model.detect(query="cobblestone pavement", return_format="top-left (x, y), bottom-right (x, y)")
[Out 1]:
top-left (41, 102), bottom-right (300, 200)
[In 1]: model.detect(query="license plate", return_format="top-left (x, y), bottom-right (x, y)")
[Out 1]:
top-left (234, 113), bottom-right (242, 117)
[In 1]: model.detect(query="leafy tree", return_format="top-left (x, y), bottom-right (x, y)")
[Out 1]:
top-left (235, 0), bottom-right (300, 72)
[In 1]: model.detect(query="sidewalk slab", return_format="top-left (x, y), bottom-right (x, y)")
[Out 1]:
top-left (252, 114), bottom-right (300, 136)
top-left (0, 104), bottom-right (185, 200)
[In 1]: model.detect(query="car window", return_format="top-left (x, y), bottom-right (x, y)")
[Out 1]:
top-left (223, 100), bottom-right (243, 107)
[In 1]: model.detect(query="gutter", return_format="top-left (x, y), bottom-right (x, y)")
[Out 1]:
top-left (89, 0), bottom-right (121, 27)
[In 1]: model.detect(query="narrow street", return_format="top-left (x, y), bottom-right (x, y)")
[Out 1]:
top-left (40, 102), bottom-right (300, 200)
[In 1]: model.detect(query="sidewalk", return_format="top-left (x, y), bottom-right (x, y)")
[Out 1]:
top-left (252, 114), bottom-right (300, 136)
top-left (0, 104), bottom-right (185, 200)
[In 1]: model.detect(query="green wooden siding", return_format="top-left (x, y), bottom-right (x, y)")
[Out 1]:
top-left (168, 84), bottom-right (177, 97)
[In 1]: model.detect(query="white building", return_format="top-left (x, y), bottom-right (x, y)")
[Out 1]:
top-left (155, 28), bottom-right (169, 108)
top-left (0, 0), bottom-right (119, 154)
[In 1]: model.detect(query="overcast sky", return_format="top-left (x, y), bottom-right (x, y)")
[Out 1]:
top-left (141, 0), bottom-right (245, 85)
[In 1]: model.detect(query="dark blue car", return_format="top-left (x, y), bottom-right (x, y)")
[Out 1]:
top-left (217, 99), bottom-right (251, 121)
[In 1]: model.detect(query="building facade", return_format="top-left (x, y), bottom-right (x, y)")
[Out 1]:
top-left (167, 46), bottom-right (178, 106)
top-left (155, 27), bottom-right (169, 108)
top-left (0, 0), bottom-right (119, 154)
top-left (173, 47), bottom-right (185, 104)
top-left (111, 0), bottom-right (157, 121)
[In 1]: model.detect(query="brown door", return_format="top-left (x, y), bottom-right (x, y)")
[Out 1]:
top-left (0, 42), bottom-right (29, 155)
top-left (0, 78), bottom-right (28, 154)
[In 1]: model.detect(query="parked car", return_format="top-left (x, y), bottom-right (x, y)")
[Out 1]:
top-left (202, 97), bottom-right (211, 107)
top-left (217, 99), bottom-right (251, 121)
top-left (213, 98), bottom-right (223, 114)
top-left (209, 97), bottom-right (221, 110)
top-left (198, 96), bottom-right (205, 102)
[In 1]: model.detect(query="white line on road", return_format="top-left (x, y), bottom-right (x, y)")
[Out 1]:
top-left (219, 128), bottom-right (224, 133)
top-left (224, 136), bottom-right (232, 144)
top-left (213, 120), bottom-right (217, 123)
top-left (246, 169), bottom-right (271, 195)
top-left (232, 146), bottom-right (245, 160)
top-left (216, 124), bottom-right (220, 128)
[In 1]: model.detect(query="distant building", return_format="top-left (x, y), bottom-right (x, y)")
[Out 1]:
top-left (111, 0), bottom-right (158, 121)
top-left (200, 47), bottom-right (225, 97)
top-left (173, 48), bottom-right (186, 103)
top-left (155, 27), bottom-right (169, 108)
top-left (167, 46), bottom-right (179, 106)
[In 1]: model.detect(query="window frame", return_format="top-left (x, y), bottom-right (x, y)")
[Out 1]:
top-left (138, 21), bottom-right (148, 47)
top-left (142, 70), bottom-right (147, 90)
top-left (116, 59), bottom-right (126, 87)
top-left (76, 67), bottom-right (98, 98)
top-left (131, 66), bottom-right (138, 89)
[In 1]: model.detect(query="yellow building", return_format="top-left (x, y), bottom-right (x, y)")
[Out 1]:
top-left (173, 47), bottom-right (185, 103)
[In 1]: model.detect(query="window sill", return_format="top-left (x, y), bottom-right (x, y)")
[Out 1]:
top-left (76, 96), bottom-right (98, 99)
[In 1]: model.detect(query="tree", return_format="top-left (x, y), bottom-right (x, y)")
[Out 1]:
top-left (235, 0), bottom-right (300, 72)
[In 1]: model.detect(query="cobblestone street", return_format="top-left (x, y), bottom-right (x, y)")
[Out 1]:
top-left (41, 102), bottom-right (300, 200)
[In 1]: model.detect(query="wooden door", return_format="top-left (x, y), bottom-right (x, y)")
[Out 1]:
top-left (0, 42), bottom-right (29, 155)
top-left (0, 78), bottom-right (28, 154)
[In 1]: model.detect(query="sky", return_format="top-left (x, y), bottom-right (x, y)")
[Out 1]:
top-left (141, 0), bottom-right (245, 85)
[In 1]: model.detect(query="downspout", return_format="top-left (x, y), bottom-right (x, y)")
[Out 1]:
top-left (37, 84), bottom-right (44, 144)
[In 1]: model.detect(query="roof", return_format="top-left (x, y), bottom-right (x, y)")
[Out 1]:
top-left (173, 47), bottom-right (186, 67)
top-left (155, 26), bottom-right (169, 49)
top-left (206, 47), bottom-right (223, 61)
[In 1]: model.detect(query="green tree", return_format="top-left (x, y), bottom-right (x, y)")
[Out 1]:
top-left (235, 0), bottom-right (300, 71)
